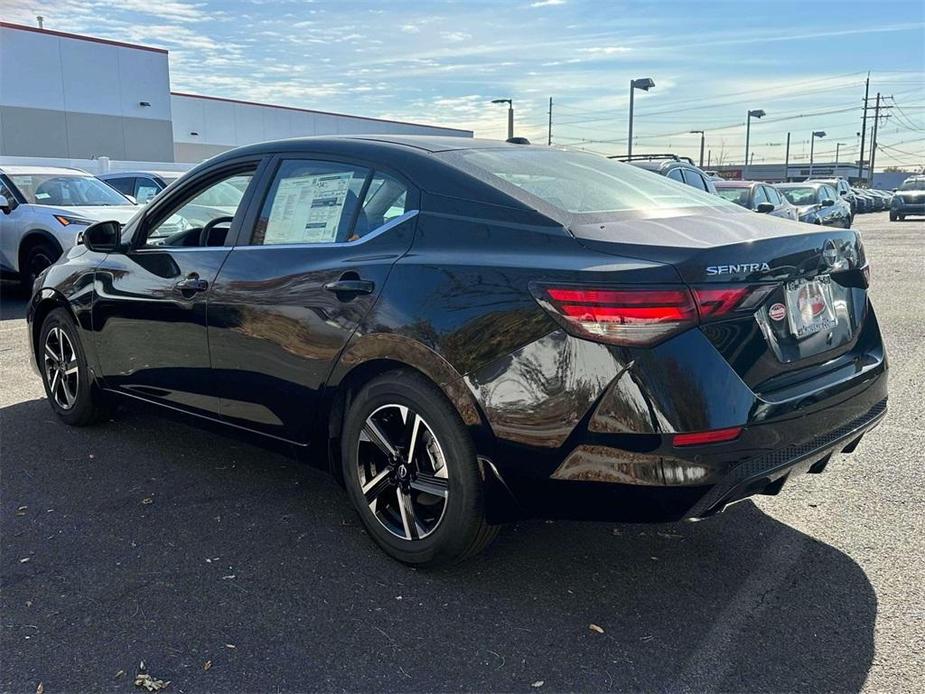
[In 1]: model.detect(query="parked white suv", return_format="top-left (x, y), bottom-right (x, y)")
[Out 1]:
top-left (0, 166), bottom-right (140, 290)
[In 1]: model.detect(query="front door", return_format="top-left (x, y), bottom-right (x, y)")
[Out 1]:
top-left (93, 160), bottom-right (264, 416)
top-left (207, 156), bottom-right (417, 442)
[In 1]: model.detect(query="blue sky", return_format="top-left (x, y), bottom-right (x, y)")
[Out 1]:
top-left (8, 0), bottom-right (925, 168)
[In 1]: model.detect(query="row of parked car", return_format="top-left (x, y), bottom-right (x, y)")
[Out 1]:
top-left (613, 153), bottom-right (917, 225)
top-left (1, 154), bottom-right (921, 292)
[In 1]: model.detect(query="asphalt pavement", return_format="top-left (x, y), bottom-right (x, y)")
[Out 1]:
top-left (1, 212), bottom-right (923, 693)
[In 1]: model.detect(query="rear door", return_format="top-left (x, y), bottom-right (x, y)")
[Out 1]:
top-left (207, 155), bottom-right (418, 442)
top-left (93, 158), bottom-right (265, 416)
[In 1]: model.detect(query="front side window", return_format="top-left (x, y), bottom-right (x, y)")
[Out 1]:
top-left (445, 148), bottom-right (734, 217)
top-left (9, 174), bottom-right (130, 206)
top-left (105, 177), bottom-right (136, 196)
top-left (250, 162), bottom-right (409, 246)
top-left (681, 168), bottom-right (708, 191)
top-left (666, 168), bottom-right (685, 183)
top-left (143, 170), bottom-right (255, 246)
top-left (766, 187), bottom-right (782, 205)
top-left (752, 185), bottom-right (769, 207)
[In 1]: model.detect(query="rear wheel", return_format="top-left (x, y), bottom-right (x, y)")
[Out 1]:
top-left (341, 370), bottom-right (498, 566)
top-left (889, 211), bottom-right (898, 221)
top-left (39, 308), bottom-right (110, 426)
top-left (19, 241), bottom-right (59, 292)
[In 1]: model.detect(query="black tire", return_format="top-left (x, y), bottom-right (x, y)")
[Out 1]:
top-left (889, 212), bottom-right (898, 222)
top-left (38, 308), bottom-right (110, 426)
top-left (19, 241), bottom-right (59, 293)
top-left (341, 370), bottom-right (498, 566)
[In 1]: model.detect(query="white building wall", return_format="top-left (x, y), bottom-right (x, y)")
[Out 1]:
top-left (171, 93), bottom-right (472, 163)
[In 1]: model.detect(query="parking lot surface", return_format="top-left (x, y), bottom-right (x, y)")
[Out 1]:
top-left (2, 213), bottom-right (923, 693)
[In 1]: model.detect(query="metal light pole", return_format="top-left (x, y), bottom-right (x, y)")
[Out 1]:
top-left (491, 98), bottom-right (514, 140)
top-left (627, 77), bottom-right (655, 158)
top-left (834, 142), bottom-right (845, 175)
top-left (744, 109), bottom-right (765, 179)
top-left (784, 132), bottom-right (791, 182)
top-left (809, 130), bottom-right (826, 179)
top-left (690, 130), bottom-right (705, 168)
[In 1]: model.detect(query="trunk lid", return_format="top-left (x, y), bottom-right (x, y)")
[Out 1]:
top-left (570, 210), bottom-right (870, 392)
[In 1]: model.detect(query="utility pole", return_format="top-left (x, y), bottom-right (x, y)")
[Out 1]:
top-left (547, 97), bottom-right (553, 146)
top-left (784, 132), bottom-right (791, 182)
top-left (869, 93), bottom-right (881, 185)
top-left (857, 74), bottom-right (869, 182)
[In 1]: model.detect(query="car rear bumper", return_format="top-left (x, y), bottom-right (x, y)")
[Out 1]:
top-left (468, 326), bottom-right (888, 523)
top-left (893, 202), bottom-right (925, 215)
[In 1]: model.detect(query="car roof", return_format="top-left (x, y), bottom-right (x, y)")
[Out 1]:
top-left (0, 165), bottom-right (90, 176)
top-left (98, 170), bottom-right (187, 179)
top-left (714, 180), bottom-right (758, 188)
top-left (777, 182), bottom-right (824, 188)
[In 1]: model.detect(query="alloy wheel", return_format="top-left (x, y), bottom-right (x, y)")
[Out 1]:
top-left (357, 403), bottom-right (449, 540)
top-left (43, 327), bottom-right (79, 410)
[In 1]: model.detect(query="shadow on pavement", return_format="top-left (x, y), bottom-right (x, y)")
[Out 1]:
top-left (1, 397), bottom-right (876, 693)
top-left (1, 282), bottom-right (28, 322)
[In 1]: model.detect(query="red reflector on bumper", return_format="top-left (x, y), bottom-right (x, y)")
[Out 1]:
top-left (673, 427), bottom-right (742, 447)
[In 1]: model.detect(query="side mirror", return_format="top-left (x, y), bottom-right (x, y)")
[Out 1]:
top-left (0, 194), bottom-right (11, 214)
top-left (756, 202), bottom-right (775, 214)
top-left (821, 198), bottom-right (835, 207)
top-left (82, 220), bottom-right (123, 253)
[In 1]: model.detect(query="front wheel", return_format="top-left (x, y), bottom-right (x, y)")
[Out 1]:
top-left (889, 211), bottom-right (898, 222)
top-left (20, 242), bottom-right (59, 292)
top-left (341, 370), bottom-right (498, 566)
top-left (39, 308), bottom-right (110, 426)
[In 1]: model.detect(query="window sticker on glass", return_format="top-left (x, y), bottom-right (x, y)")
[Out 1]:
top-left (264, 172), bottom-right (354, 245)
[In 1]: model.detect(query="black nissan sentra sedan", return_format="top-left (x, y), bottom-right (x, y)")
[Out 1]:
top-left (27, 136), bottom-right (887, 566)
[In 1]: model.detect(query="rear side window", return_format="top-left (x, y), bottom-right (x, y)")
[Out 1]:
top-left (666, 168), bottom-right (684, 183)
top-left (251, 160), bottom-right (409, 246)
top-left (446, 148), bottom-right (733, 216)
top-left (135, 178), bottom-right (161, 204)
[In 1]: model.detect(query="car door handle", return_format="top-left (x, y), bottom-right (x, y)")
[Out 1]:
top-left (176, 275), bottom-right (209, 293)
top-left (323, 278), bottom-right (375, 295)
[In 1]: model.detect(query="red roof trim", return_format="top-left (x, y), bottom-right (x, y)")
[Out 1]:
top-left (0, 21), bottom-right (168, 54)
top-left (170, 92), bottom-right (473, 135)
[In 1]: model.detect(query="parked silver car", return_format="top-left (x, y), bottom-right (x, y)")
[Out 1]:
top-left (0, 166), bottom-right (139, 289)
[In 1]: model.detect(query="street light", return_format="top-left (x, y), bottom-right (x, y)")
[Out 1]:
top-left (690, 130), bottom-right (705, 168)
top-left (627, 77), bottom-right (655, 158)
top-left (491, 98), bottom-right (514, 140)
top-left (809, 130), bottom-right (826, 178)
top-left (834, 142), bottom-right (845, 174)
top-left (744, 108), bottom-right (765, 180)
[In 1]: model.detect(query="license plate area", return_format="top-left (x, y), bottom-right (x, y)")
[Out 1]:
top-left (784, 276), bottom-right (838, 339)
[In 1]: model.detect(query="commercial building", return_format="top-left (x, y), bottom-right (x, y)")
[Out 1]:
top-left (0, 21), bottom-right (472, 166)
top-left (711, 162), bottom-right (870, 183)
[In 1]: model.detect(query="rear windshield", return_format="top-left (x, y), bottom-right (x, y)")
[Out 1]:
top-left (779, 187), bottom-right (819, 206)
top-left (444, 148), bottom-right (734, 215)
top-left (10, 173), bottom-right (129, 206)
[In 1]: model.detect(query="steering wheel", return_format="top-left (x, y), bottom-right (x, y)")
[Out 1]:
top-left (199, 216), bottom-right (234, 247)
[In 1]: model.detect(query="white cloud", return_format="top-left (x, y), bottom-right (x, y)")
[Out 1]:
top-left (530, 0), bottom-right (566, 7)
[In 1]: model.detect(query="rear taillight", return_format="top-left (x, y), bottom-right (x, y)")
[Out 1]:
top-left (532, 284), bottom-right (774, 347)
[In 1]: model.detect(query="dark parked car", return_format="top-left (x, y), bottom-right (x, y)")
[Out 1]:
top-left (809, 177), bottom-right (856, 216)
top-left (714, 180), bottom-right (798, 220)
top-left (777, 182), bottom-right (853, 227)
top-left (27, 137), bottom-right (887, 566)
top-left (891, 176), bottom-right (925, 221)
top-left (98, 170), bottom-right (184, 204)
top-left (609, 154), bottom-right (718, 194)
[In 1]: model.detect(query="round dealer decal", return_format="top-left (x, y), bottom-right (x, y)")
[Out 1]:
top-left (769, 303), bottom-right (787, 321)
